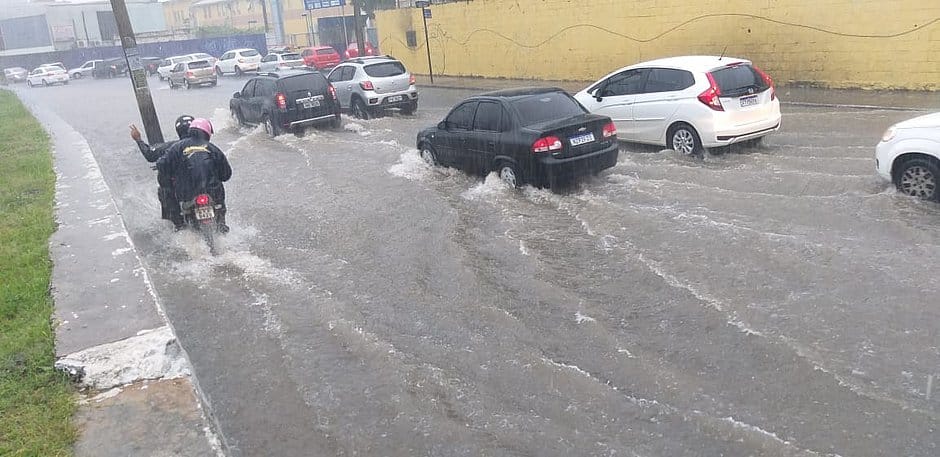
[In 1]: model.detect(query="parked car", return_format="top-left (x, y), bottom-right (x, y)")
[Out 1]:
top-left (186, 53), bottom-right (217, 68)
top-left (344, 42), bottom-right (375, 59)
top-left (93, 57), bottom-right (128, 78)
top-left (301, 46), bottom-right (341, 70)
top-left (216, 48), bottom-right (262, 75)
top-left (258, 52), bottom-right (305, 73)
top-left (168, 60), bottom-right (218, 89)
top-left (229, 69), bottom-right (341, 136)
top-left (142, 57), bottom-right (164, 76)
top-left (3, 67), bottom-right (28, 83)
top-left (876, 112), bottom-right (940, 201)
top-left (38, 62), bottom-right (66, 71)
top-left (417, 87), bottom-right (619, 188)
top-left (69, 60), bottom-right (103, 79)
top-left (157, 55), bottom-right (196, 80)
top-left (575, 56), bottom-right (781, 155)
top-left (328, 56), bottom-right (417, 119)
top-left (268, 45), bottom-right (294, 54)
top-left (27, 66), bottom-right (69, 87)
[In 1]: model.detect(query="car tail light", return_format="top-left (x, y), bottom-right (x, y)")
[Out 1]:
top-left (195, 194), bottom-right (210, 206)
top-left (186, 71), bottom-right (194, 77)
top-left (275, 92), bottom-right (287, 110)
top-left (602, 122), bottom-right (617, 138)
top-left (698, 72), bottom-right (724, 111)
top-left (532, 136), bottom-right (563, 153)
top-left (409, 74), bottom-right (416, 85)
top-left (753, 65), bottom-right (776, 100)
top-left (328, 84), bottom-right (337, 100)
top-left (360, 80), bottom-right (374, 91)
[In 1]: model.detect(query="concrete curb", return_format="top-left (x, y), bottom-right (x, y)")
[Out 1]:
top-left (15, 90), bottom-right (229, 457)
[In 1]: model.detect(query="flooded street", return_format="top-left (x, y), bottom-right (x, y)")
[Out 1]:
top-left (16, 77), bottom-right (939, 456)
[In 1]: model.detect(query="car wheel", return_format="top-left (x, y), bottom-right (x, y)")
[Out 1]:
top-left (184, 79), bottom-right (191, 90)
top-left (351, 98), bottom-right (371, 120)
top-left (895, 156), bottom-right (940, 201)
top-left (169, 79), bottom-right (175, 89)
top-left (419, 144), bottom-right (438, 166)
top-left (42, 79), bottom-right (48, 87)
top-left (667, 123), bottom-right (703, 156)
top-left (63, 80), bottom-right (69, 85)
top-left (231, 107), bottom-right (245, 126)
top-left (263, 114), bottom-right (280, 137)
top-left (27, 80), bottom-right (32, 88)
top-left (401, 101), bottom-right (417, 115)
top-left (210, 81), bottom-right (217, 87)
top-left (73, 73), bottom-right (82, 79)
top-left (215, 66), bottom-right (223, 76)
top-left (330, 115), bottom-right (342, 130)
top-left (496, 161), bottom-right (523, 188)
top-left (234, 66), bottom-right (243, 76)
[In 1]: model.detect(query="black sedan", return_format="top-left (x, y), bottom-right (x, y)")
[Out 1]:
top-left (416, 88), bottom-right (619, 188)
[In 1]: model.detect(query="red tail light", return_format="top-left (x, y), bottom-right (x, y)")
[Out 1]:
top-left (602, 122), bottom-right (617, 138)
top-left (328, 84), bottom-right (337, 100)
top-left (532, 136), bottom-right (563, 153)
top-left (359, 80), bottom-right (374, 91)
top-left (195, 194), bottom-right (210, 206)
top-left (698, 72), bottom-right (724, 111)
top-left (409, 74), bottom-right (416, 86)
top-left (275, 92), bottom-right (287, 110)
top-left (186, 71), bottom-right (194, 77)
top-left (753, 65), bottom-right (776, 100)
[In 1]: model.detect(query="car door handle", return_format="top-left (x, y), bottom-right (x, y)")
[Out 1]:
top-left (486, 141), bottom-right (496, 151)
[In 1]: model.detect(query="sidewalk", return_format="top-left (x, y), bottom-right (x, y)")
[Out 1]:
top-left (19, 95), bottom-right (224, 457)
top-left (414, 75), bottom-right (939, 111)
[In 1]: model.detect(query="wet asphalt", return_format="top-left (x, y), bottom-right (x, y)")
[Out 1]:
top-left (14, 75), bottom-right (940, 456)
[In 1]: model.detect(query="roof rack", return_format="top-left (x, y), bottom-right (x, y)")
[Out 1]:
top-left (349, 54), bottom-right (397, 65)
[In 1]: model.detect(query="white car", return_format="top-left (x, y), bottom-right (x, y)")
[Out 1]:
top-left (258, 52), bottom-right (305, 73)
top-left (186, 53), bottom-right (217, 69)
top-left (157, 55), bottom-right (195, 80)
top-left (27, 66), bottom-right (69, 87)
top-left (876, 112), bottom-right (940, 201)
top-left (575, 56), bottom-right (781, 155)
top-left (216, 48), bottom-right (262, 75)
top-left (69, 60), bottom-right (102, 79)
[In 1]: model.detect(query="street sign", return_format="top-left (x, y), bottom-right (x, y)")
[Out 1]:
top-left (303, 0), bottom-right (344, 10)
top-left (414, 1), bottom-right (429, 7)
top-left (423, 8), bottom-right (432, 18)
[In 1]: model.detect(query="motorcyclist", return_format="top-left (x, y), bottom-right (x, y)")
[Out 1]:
top-left (130, 115), bottom-right (194, 229)
top-left (157, 118), bottom-right (232, 233)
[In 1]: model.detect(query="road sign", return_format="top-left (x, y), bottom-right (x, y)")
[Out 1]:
top-left (423, 8), bottom-right (432, 18)
top-left (414, 1), bottom-right (429, 7)
top-left (303, 0), bottom-right (344, 10)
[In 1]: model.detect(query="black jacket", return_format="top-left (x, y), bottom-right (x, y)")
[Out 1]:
top-left (157, 137), bottom-right (232, 203)
top-left (135, 139), bottom-right (175, 163)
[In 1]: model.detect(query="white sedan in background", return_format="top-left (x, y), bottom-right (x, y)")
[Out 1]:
top-left (216, 48), bottom-right (262, 75)
top-left (575, 56), bottom-right (781, 155)
top-left (27, 66), bottom-right (69, 87)
top-left (876, 112), bottom-right (940, 201)
top-left (258, 52), bottom-right (305, 72)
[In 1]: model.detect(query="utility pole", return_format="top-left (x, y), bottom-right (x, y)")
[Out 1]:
top-left (259, 0), bottom-right (270, 34)
top-left (109, 0), bottom-right (163, 144)
top-left (353, 0), bottom-right (364, 57)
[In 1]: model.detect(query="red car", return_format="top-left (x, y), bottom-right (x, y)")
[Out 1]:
top-left (344, 42), bottom-right (376, 59)
top-left (301, 46), bottom-right (341, 70)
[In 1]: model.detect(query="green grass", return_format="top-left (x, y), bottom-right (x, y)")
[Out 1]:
top-left (0, 89), bottom-right (77, 456)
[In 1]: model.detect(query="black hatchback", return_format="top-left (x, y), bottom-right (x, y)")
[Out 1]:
top-left (229, 70), bottom-right (341, 136)
top-left (417, 88), bottom-right (619, 188)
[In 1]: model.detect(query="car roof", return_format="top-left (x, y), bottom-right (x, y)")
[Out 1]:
top-left (344, 55), bottom-right (399, 66)
top-left (256, 69), bottom-right (322, 80)
top-left (230, 48), bottom-right (257, 52)
top-left (478, 86), bottom-right (566, 98)
top-left (627, 55), bottom-right (751, 72)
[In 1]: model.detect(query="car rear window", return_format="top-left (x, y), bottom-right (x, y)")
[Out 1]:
top-left (364, 62), bottom-right (405, 78)
top-left (283, 53), bottom-right (302, 61)
top-left (316, 48), bottom-right (336, 55)
top-left (278, 73), bottom-right (327, 92)
top-left (241, 50), bottom-right (259, 57)
top-left (189, 60), bottom-right (211, 69)
top-left (512, 92), bottom-right (585, 127)
top-left (710, 64), bottom-right (768, 97)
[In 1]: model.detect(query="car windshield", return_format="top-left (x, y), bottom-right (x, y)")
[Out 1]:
top-left (316, 48), bottom-right (335, 55)
top-left (364, 62), bottom-right (405, 78)
top-left (711, 64), bottom-right (769, 97)
top-left (278, 73), bottom-right (327, 92)
top-left (283, 53), bottom-right (302, 61)
top-left (241, 50), bottom-right (260, 57)
top-left (511, 92), bottom-right (585, 126)
top-left (189, 61), bottom-right (211, 69)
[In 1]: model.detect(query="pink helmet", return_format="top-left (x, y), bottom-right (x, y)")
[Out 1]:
top-left (189, 118), bottom-right (213, 137)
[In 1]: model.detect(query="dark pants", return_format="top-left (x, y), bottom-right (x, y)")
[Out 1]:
top-left (158, 186), bottom-right (183, 227)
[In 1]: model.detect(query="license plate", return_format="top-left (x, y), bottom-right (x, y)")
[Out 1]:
top-left (302, 99), bottom-right (320, 109)
top-left (569, 132), bottom-right (596, 146)
top-left (195, 206), bottom-right (215, 221)
top-left (387, 95), bottom-right (403, 103)
top-left (740, 95), bottom-right (759, 107)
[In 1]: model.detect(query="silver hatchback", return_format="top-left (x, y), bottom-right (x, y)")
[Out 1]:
top-left (328, 56), bottom-right (418, 119)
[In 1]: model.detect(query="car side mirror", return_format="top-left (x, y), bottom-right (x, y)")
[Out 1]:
top-left (438, 121), bottom-right (448, 130)
top-left (233, 92), bottom-right (241, 98)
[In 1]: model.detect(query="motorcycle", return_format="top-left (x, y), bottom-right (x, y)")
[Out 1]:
top-left (180, 192), bottom-right (225, 255)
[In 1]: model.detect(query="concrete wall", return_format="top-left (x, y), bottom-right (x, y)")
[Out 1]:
top-left (375, 0), bottom-right (940, 90)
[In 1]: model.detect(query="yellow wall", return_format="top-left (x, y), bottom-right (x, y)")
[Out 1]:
top-left (376, 0), bottom-right (940, 90)
top-left (163, 0), bottom-right (194, 32)
top-left (191, 0), bottom-right (264, 29)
